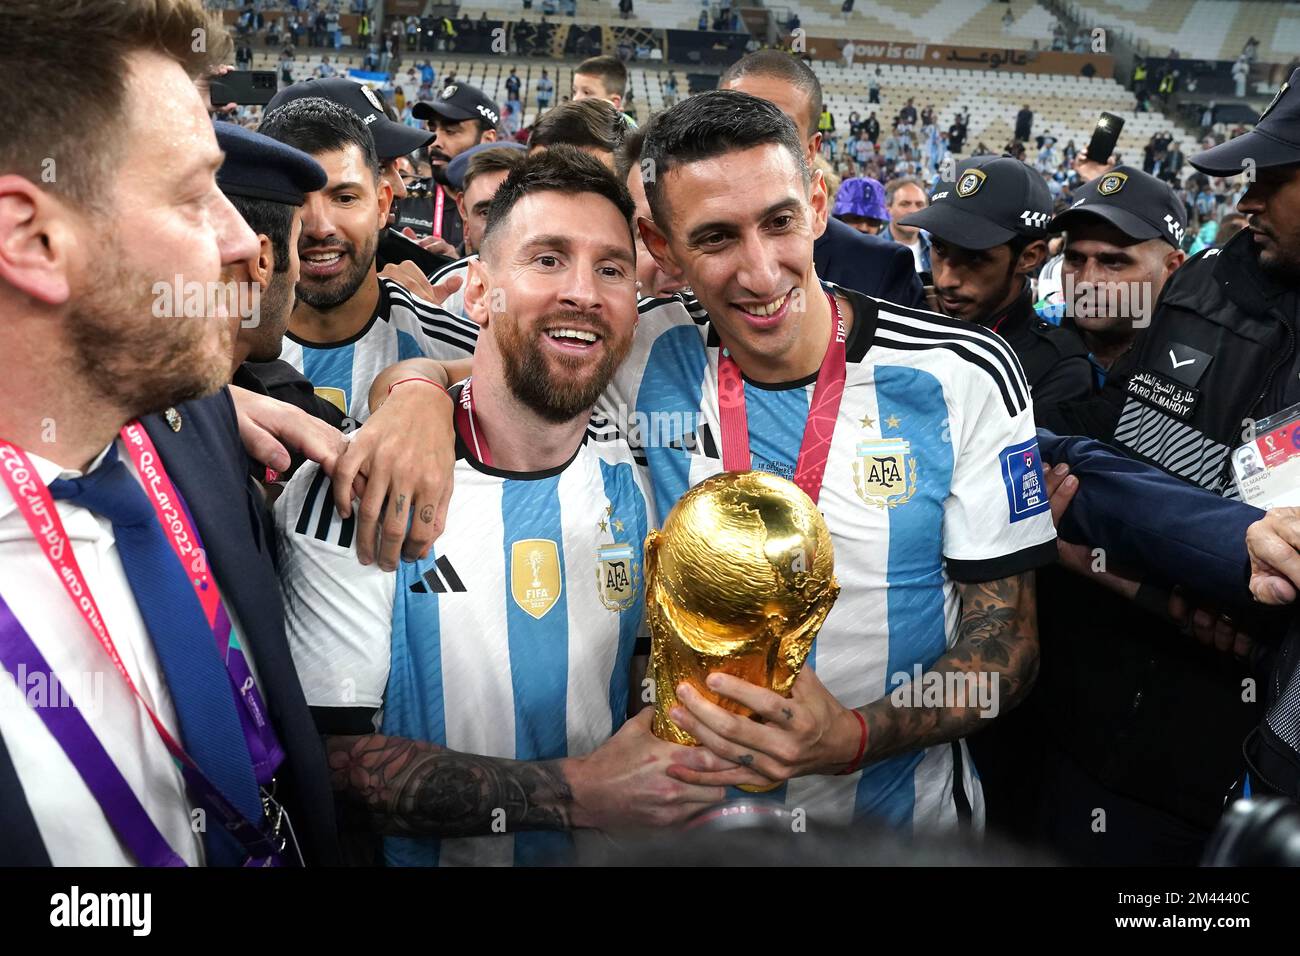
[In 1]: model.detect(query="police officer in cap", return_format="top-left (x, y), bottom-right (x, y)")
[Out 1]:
top-left (410, 82), bottom-right (502, 249)
top-left (899, 155), bottom-right (1093, 417)
top-left (263, 77), bottom-right (447, 273)
top-left (1065, 68), bottom-right (1300, 835)
top-left (1035, 165), bottom-right (1187, 435)
top-left (1104, 70), bottom-right (1300, 493)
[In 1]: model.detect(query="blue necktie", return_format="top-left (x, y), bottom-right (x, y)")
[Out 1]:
top-left (50, 445), bottom-right (261, 865)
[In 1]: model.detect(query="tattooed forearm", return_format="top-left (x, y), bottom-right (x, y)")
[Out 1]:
top-left (326, 734), bottom-right (576, 838)
top-left (856, 572), bottom-right (1038, 765)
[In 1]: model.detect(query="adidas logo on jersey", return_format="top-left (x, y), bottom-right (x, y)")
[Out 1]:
top-left (668, 423), bottom-right (719, 458)
top-left (409, 555), bottom-right (468, 593)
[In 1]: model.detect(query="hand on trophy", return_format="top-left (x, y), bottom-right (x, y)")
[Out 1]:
top-left (665, 667), bottom-right (864, 786)
top-left (564, 708), bottom-right (740, 830)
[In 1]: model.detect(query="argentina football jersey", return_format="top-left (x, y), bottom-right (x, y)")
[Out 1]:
top-left (278, 277), bottom-right (478, 423)
top-left (274, 390), bottom-right (652, 867)
top-left (613, 284), bottom-right (1057, 834)
top-left (427, 254), bottom-right (474, 322)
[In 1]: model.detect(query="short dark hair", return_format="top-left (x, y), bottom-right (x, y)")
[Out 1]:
top-left (575, 55), bottom-right (628, 98)
top-left (258, 97), bottom-right (380, 180)
top-left (719, 50), bottom-right (823, 138)
top-left (614, 122), bottom-right (649, 182)
top-left (463, 146), bottom-right (526, 195)
top-left (0, 0), bottom-right (229, 209)
top-left (227, 195), bottom-right (296, 273)
top-left (640, 90), bottom-right (810, 228)
top-left (480, 145), bottom-right (634, 262)
top-left (530, 99), bottom-right (627, 155)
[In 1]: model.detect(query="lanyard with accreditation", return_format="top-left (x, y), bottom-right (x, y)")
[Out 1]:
top-left (0, 423), bottom-right (290, 866)
top-left (716, 288), bottom-right (848, 503)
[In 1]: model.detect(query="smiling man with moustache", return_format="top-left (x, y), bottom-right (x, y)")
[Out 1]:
top-left (258, 98), bottom-right (478, 424)
top-left (357, 95), bottom-right (1058, 834)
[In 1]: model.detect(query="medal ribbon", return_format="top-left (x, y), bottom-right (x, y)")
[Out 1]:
top-left (716, 290), bottom-right (848, 503)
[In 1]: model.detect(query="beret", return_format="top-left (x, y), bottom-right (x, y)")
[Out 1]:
top-left (214, 120), bottom-right (327, 206)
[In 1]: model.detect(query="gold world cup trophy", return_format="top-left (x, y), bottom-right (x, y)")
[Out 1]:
top-left (645, 471), bottom-right (840, 790)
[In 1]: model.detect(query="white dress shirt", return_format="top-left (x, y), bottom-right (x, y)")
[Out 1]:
top-left (0, 441), bottom-right (204, 865)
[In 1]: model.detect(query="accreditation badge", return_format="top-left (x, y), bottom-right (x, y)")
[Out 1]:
top-left (1232, 402), bottom-right (1300, 508)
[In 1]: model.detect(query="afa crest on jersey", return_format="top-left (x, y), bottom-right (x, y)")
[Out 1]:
top-left (511, 538), bottom-right (562, 619)
top-left (853, 437), bottom-right (918, 508)
top-left (595, 542), bottom-right (638, 611)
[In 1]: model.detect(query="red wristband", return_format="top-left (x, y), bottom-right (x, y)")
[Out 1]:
top-left (387, 376), bottom-right (449, 400)
top-left (836, 709), bottom-right (867, 775)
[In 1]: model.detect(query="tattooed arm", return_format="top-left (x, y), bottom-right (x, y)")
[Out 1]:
top-left (325, 708), bottom-right (732, 838)
top-left (665, 572), bottom-right (1040, 788)
top-left (326, 734), bottom-right (576, 838)
top-left (855, 572), bottom-right (1038, 764)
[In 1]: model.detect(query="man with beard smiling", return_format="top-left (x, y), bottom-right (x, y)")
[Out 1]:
top-left (275, 148), bottom-right (735, 866)
top-left (360, 94), bottom-right (1058, 835)
top-left (258, 98), bottom-right (478, 424)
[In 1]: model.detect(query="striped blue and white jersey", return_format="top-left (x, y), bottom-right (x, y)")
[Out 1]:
top-left (607, 286), bottom-right (1057, 834)
top-left (428, 254), bottom-right (473, 322)
top-left (278, 277), bottom-right (478, 423)
top-left (274, 398), bottom-right (652, 867)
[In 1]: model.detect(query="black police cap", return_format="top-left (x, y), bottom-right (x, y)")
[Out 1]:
top-left (1192, 67), bottom-right (1300, 177)
top-left (412, 82), bottom-right (501, 129)
top-left (898, 155), bottom-right (1053, 251)
top-left (265, 77), bottom-right (433, 161)
top-left (214, 120), bottom-right (326, 206)
top-left (1049, 165), bottom-right (1187, 248)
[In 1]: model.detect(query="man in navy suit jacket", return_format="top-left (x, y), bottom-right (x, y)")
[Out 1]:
top-left (0, 0), bottom-right (339, 865)
top-left (815, 216), bottom-right (926, 308)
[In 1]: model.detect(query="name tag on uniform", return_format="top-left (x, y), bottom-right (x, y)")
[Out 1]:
top-left (1126, 368), bottom-right (1200, 422)
top-left (1232, 402), bottom-right (1300, 508)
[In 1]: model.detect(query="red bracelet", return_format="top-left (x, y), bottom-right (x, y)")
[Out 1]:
top-left (836, 709), bottom-right (867, 775)
top-left (387, 376), bottom-right (450, 400)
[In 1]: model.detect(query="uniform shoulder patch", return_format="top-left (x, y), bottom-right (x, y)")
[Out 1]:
top-left (999, 438), bottom-right (1050, 523)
